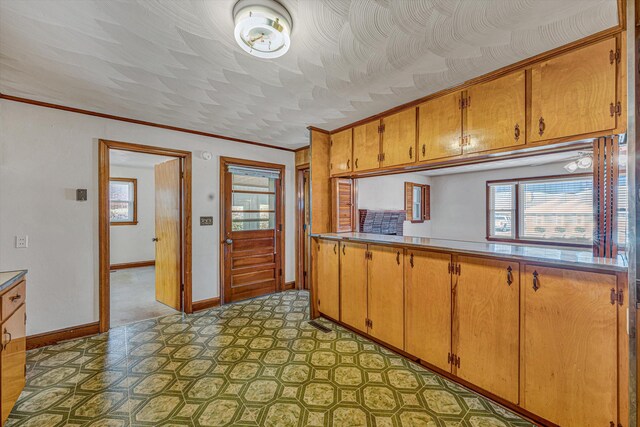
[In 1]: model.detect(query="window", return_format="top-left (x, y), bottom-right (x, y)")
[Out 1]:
top-left (231, 173), bottom-right (277, 231)
top-left (109, 178), bottom-right (137, 225)
top-left (405, 182), bottom-right (430, 222)
top-left (487, 174), bottom-right (593, 247)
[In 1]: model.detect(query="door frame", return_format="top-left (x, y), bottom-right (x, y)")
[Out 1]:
top-left (99, 139), bottom-right (193, 333)
top-left (296, 163), bottom-right (310, 290)
top-left (219, 157), bottom-right (286, 304)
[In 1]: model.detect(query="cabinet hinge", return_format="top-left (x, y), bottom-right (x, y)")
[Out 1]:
top-left (455, 264), bottom-right (461, 276)
top-left (609, 49), bottom-right (621, 64)
top-left (365, 251), bottom-right (373, 260)
top-left (610, 288), bottom-right (623, 305)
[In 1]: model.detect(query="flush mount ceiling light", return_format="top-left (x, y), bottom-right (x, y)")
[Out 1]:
top-left (233, 0), bottom-right (292, 59)
top-left (564, 152), bottom-right (593, 173)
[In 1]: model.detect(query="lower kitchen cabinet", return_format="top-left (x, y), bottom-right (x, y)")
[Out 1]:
top-left (453, 256), bottom-right (519, 404)
top-left (339, 241), bottom-right (368, 333)
top-left (368, 245), bottom-right (404, 350)
top-left (405, 250), bottom-right (452, 371)
top-left (313, 239), bottom-right (340, 320)
top-left (521, 266), bottom-right (618, 427)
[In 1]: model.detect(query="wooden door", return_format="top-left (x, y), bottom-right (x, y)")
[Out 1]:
top-left (368, 245), bottom-right (404, 350)
top-left (521, 266), bottom-right (617, 426)
top-left (418, 92), bottom-right (463, 161)
top-left (353, 121), bottom-right (380, 172)
top-left (302, 169), bottom-right (310, 290)
top-left (405, 250), bottom-right (452, 371)
top-left (529, 37), bottom-right (617, 142)
top-left (315, 239), bottom-right (340, 320)
top-left (339, 241), bottom-right (368, 333)
top-left (331, 178), bottom-right (354, 232)
top-left (465, 71), bottom-right (526, 154)
top-left (453, 256), bottom-right (519, 403)
top-left (330, 129), bottom-right (353, 176)
top-left (154, 158), bottom-right (182, 310)
top-left (222, 163), bottom-right (283, 303)
top-left (381, 108), bottom-right (416, 167)
top-left (1, 304), bottom-right (26, 424)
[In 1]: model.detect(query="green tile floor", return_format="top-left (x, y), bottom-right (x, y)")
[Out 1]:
top-left (8, 291), bottom-right (535, 426)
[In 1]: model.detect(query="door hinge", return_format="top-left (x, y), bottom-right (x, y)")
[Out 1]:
top-left (609, 49), bottom-right (621, 64)
top-left (610, 288), bottom-right (623, 305)
top-left (180, 283), bottom-right (184, 291)
top-left (180, 171), bottom-right (184, 179)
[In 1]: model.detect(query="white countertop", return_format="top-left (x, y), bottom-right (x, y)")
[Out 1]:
top-left (0, 270), bottom-right (27, 292)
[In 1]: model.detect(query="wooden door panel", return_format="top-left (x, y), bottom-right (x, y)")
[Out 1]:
top-left (316, 240), bottom-right (340, 320)
top-left (454, 256), bottom-right (519, 403)
top-left (339, 242), bottom-right (368, 333)
top-left (529, 37), bottom-right (617, 142)
top-left (232, 253), bottom-right (275, 268)
top-left (330, 128), bottom-right (353, 175)
top-left (382, 108), bottom-right (417, 167)
top-left (1, 304), bottom-right (26, 424)
top-left (331, 178), bottom-right (354, 232)
top-left (368, 245), bottom-right (404, 350)
top-left (465, 71), bottom-right (525, 154)
top-left (405, 250), bottom-right (451, 371)
top-left (155, 158), bottom-right (182, 311)
top-left (418, 92), bottom-right (463, 161)
top-left (521, 266), bottom-right (617, 426)
top-left (353, 121), bottom-right (380, 172)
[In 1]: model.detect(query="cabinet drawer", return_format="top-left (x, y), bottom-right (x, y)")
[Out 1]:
top-left (1, 280), bottom-right (26, 322)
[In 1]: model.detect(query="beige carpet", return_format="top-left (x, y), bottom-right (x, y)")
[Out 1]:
top-left (110, 266), bottom-right (177, 327)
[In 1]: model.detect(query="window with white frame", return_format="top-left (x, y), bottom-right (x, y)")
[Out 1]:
top-left (109, 178), bottom-right (137, 225)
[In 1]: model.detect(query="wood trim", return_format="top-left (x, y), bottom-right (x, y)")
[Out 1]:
top-left (306, 126), bottom-right (330, 134)
top-left (0, 93), bottom-right (295, 153)
top-left (192, 297), bottom-right (221, 312)
top-left (99, 139), bottom-right (193, 333)
top-left (109, 260), bottom-right (155, 270)
top-left (284, 281), bottom-right (296, 290)
top-left (26, 322), bottom-right (100, 350)
top-left (294, 145), bottom-right (310, 152)
top-left (329, 28), bottom-right (624, 135)
top-left (219, 157), bottom-right (286, 304)
top-left (109, 177), bottom-right (138, 225)
top-left (296, 165), bottom-right (310, 291)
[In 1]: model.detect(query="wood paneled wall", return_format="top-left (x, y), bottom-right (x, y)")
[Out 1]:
top-left (295, 147), bottom-right (310, 166)
top-left (310, 130), bottom-right (331, 234)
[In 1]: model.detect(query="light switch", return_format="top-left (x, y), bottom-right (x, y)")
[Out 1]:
top-left (15, 235), bottom-right (28, 248)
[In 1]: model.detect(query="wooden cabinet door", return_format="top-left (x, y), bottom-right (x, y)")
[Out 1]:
top-left (465, 71), bottom-right (525, 154)
top-left (381, 108), bottom-right (416, 167)
top-left (453, 256), bottom-right (519, 403)
top-left (330, 128), bottom-right (353, 175)
top-left (521, 266), bottom-right (617, 426)
top-left (331, 178), bottom-right (354, 233)
top-left (418, 92), bottom-right (463, 161)
top-left (368, 245), bottom-right (404, 350)
top-left (1, 304), bottom-right (26, 424)
top-left (315, 239), bottom-right (340, 320)
top-left (529, 37), bottom-right (617, 142)
top-left (405, 250), bottom-right (451, 371)
top-left (339, 242), bottom-right (368, 333)
top-left (353, 121), bottom-right (380, 172)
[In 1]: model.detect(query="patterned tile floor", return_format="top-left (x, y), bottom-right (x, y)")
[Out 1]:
top-left (8, 291), bottom-right (535, 426)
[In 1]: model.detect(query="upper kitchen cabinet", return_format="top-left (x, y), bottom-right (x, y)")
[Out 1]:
top-left (381, 108), bottom-right (417, 168)
top-left (465, 71), bottom-right (526, 154)
top-left (418, 92), bottom-right (463, 161)
top-left (529, 37), bottom-right (618, 143)
top-left (353, 121), bottom-right (381, 172)
top-left (329, 128), bottom-right (353, 176)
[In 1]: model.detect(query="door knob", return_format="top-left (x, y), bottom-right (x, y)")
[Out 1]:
top-left (226, 238), bottom-right (233, 245)
top-left (152, 238), bottom-right (159, 242)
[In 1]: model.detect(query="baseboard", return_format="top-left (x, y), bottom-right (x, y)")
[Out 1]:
top-left (192, 297), bottom-right (220, 312)
top-left (284, 281), bottom-right (296, 290)
top-left (110, 260), bottom-right (155, 270)
top-left (27, 321), bottom-right (100, 350)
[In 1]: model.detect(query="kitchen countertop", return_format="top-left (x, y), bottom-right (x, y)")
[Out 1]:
top-left (0, 270), bottom-right (27, 293)
top-left (312, 232), bottom-right (627, 273)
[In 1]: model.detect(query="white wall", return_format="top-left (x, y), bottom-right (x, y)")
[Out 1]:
top-left (356, 173), bottom-right (432, 237)
top-left (109, 165), bottom-right (155, 265)
top-left (0, 100), bottom-right (296, 335)
top-left (429, 162), bottom-right (579, 243)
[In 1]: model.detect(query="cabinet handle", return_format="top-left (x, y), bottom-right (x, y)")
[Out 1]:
top-left (2, 328), bottom-right (11, 351)
top-left (347, 159), bottom-right (350, 169)
top-left (506, 266), bottom-right (513, 286)
top-left (333, 244), bottom-right (337, 255)
top-left (396, 251), bottom-right (400, 265)
top-left (532, 271), bottom-right (540, 291)
top-left (9, 294), bottom-right (21, 302)
top-left (538, 117), bottom-right (545, 136)
top-left (342, 245), bottom-right (346, 256)
top-left (422, 144), bottom-right (426, 157)
top-left (409, 146), bottom-right (413, 159)
top-left (514, 124), bottom-right (520, 141)
top-left (355, 158), bottom-right (359, 169)
top-left (409, 253), bottom-right (414, 268)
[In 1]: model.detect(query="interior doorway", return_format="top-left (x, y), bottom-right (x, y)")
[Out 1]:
top-left (220, 157), bottom-right (285, 303)
top-left (99, 140), bottom-right (192, 333)
top-left (296, 166), bottom-right (310, 290)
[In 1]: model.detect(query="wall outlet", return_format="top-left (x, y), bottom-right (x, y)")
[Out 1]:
top-left (15, 235), bottom-right (28, 248)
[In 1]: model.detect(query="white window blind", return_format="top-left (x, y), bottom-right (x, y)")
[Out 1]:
top-left (227, 165), bottom-right (281, 179)
top-left (488, 184), bottom-right (515, 239)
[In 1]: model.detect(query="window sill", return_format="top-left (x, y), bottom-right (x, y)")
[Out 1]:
top-left (486, 236), bottom-right (592, 249)
top-left (110, 221), bottom-right (138, 226)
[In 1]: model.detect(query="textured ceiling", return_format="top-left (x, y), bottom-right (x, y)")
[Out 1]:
top-left (0, 0), bottom-right (618, 149)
